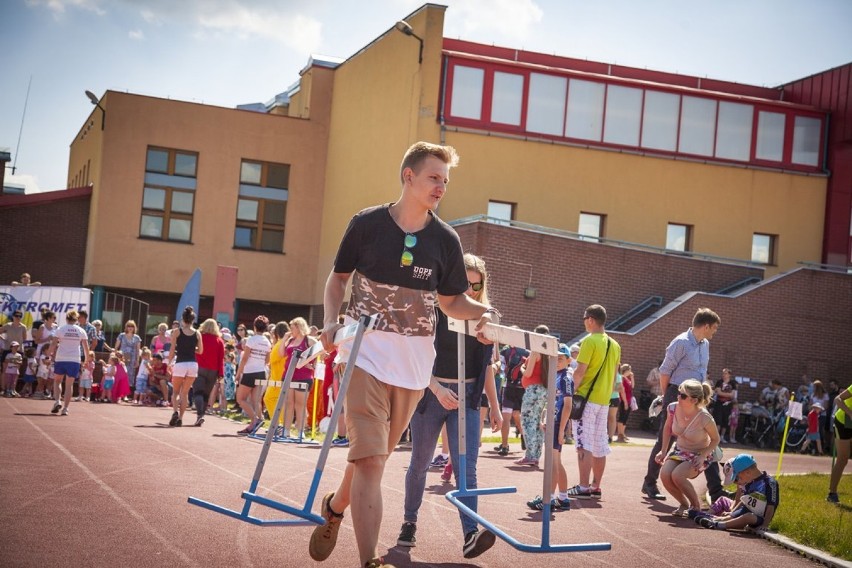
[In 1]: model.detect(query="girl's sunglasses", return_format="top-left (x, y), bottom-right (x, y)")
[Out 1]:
top-left (468, 281), bottom-right (483, 292)
top-left (400, 233), bottom-right (417, 267)
top-left (678, 392), bottom-right (693, 400)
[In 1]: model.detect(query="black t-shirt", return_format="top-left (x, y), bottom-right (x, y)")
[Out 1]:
top-left (333, 204), bottom-right (469, 389)
top-left (432, 309), bottom-right (493, 409)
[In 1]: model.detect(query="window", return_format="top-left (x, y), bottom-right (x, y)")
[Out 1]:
top-left (139, 147), bottom-right (198, 242)
top-left (679, 96), bottom-right (716, 156)
top-left (756, 111), bottom-right (785, 161)
top-left (578, 212), bottom-right (605, 241)
top-left (450, 65), bottom-right (485, 120)
top-left (487, 201), bottom-right (514, 225)
top-left (234, 160), bottom-right (289, 252)
top-left (603, 85), bottom-right (642, 146)
top-left (566, 79), bottom-right (604, 141)
top-left (145, 313), bottom-right (170, 337)
top-left (715, 102), bottom-right (753, 161)
top-left (792, 116), bottom-right (821, 166)
top-left (527, 73), bottom-right (568, 136)
top-left (666, 223), bottom-right (692, 252)
top-left (491, 72), bottom-right (524, 126)
top-left (641, 91), bottom-right (680, 151)
top-left (751, 233), bottom-right (777, 264)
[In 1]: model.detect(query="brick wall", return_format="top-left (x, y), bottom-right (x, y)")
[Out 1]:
top-left (454, 220), bottom-right (851, 402)
top-left (0, 190), bottom-right (90, 287)
top-left (455, 221), bottom-right (763, 341)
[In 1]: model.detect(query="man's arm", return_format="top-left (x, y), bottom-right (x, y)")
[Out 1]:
top-left (320, 271), bottom-right (351, 351)
top-left (437, 293), bottom-right (491, 322)
top-left (573, 362), bottom-right (589, 389)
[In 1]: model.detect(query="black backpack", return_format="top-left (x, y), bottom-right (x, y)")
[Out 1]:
top-left (502, 346), bottom-right (529, 386)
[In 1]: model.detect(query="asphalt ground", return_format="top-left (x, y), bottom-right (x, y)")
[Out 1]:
top-left (0, 396), bottom-right (839, 568)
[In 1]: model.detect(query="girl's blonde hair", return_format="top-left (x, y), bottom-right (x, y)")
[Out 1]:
top-left (140, 347), bottom-right (151, 358)
top-left (289, 317), bottom-right (310, 336)
top-left (199, 318), bottom-right (221, 336)
top-left (679, 378), bottom-right (713, 407)
top-left (463, 253), bottom-right (490, 306)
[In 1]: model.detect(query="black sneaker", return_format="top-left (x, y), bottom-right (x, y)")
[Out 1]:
top-left (169, 411), bottom-right (179, 427)
top-left (397, 521), bottom-right (416, 547)
top-left (176, 418), bottom-right (182, 427)
top-left (697, 517), bottom-right (718, 529)
top-left (497, 445), bottom-right (509, 456)
top-left (463, 529), bottom-right (496, 559)
top-left (827, 492), bottom-right (839, 504)
top-left (51, 402), bottom-right (61, 414)
top-left (590, 487), bottom-right (602, 499)
top-left (642, 483), bottom-right (666, 500)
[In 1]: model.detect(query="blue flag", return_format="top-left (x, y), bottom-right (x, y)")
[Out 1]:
top-left (176, 269), bottom-right (201, 321)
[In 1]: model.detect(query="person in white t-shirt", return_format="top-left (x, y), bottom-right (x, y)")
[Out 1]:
top-left (47, 310), bottom-right (91, 416)
top-left (234, 315), bottom-right (272, 435)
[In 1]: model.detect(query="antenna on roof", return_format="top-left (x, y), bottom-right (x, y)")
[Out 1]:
top-left (11, 75), bottom-right (32, 175)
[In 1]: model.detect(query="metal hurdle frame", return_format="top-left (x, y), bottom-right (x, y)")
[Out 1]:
top-left (248, 379), bottom-right (316, 445)
top-left (187, 314), bottom-right (379, 526)
top-left (445, 317), bottom-right (612, 553)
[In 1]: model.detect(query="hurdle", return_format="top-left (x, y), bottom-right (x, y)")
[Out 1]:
top-left (248, 379), bottom-right (316, 444)
top-left (187, 314), bottom-right (379, 526)
top-left (445, 317), bottom-right (612, 553)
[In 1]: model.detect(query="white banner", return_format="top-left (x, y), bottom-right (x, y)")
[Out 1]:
top-left (0, 286), bottom-right (92, 339)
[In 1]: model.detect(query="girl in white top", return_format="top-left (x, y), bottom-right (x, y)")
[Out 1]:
top-left (234, 315), bottom-right (272, 434)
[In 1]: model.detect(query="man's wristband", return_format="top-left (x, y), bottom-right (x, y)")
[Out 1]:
top-left (482, 307), bottom-right (502, 320)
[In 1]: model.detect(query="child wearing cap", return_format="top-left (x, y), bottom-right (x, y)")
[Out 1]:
top-left (692, 453), bottom-right (779, 531)
top-left (798, 403), bottom-right (824, 455)
top-left (3, 341), bottom-right (23, 397)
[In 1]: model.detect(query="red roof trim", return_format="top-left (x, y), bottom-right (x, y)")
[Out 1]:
top-left (443, 38), bottom-right (783, 101)
top-left (0, 186), bottom-right (92, 208)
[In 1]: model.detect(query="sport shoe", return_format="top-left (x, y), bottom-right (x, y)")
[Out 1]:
top-left (60, 408), bottom-right (69, 416)
top-left (689, 510), bottom-right (711, 522)
top-left (526, 495), bottom-right (547, 510)
top-left (566, 485), bottom-right (592, 499)
top-left (554, 497), bottom-right (571, 510)
top-left (827, 492), bottom-right (839, 504)
top-left (169, 411), bottom-right (179, 427)
top-left (441, 463), bottom-right (453, 482)
top-left (590, 487), bottom-right (602, 499)
top-left (697, 517), bottom-right (718, 529)
top-left (194, 417), bottom-right (205, 427)
top-left (51, 402), bottom-right (61, 414)
top-left (463, 529), bottom-right (496, 559)
top-left (331, 436), bottom-right (349, 447)
top-left (309, 492), bottom-right (344, 561)
top-left (397, 521), bottom-right (417, 547)
top-left (430, 454), bottom-right (449, 468)
top-left (641, 483), bottom-right (667, 500)
top-left (497, 445), bottom-right (509, 456)
top-left (364, 558), bottom-right (394, 568)
top-left (514, 457), bottom-right (539, 467)
top-left (237, 423), bottom-right (255, 435)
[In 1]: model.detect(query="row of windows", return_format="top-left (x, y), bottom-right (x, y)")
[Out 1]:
top-left (448, 60), bottom-right (824, 170)
top-left (486, 201), bottom-right (777, 265)
top-left (140, 147), bottom-right (290, 253)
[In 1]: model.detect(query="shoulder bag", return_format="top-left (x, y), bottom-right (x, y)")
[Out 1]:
top-left (569, 338), bottom-right (610, 420)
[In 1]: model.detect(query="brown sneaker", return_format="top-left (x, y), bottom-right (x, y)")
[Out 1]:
top-left (309, 492), bottom-right (344, 561)
top-left (364, 558), bottom-right (395, 568)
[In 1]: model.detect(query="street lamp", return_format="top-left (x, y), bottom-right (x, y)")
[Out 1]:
top-left (395, 20), bottom-right (423, 64)
top-left (85, 90), bottom-right (105, 130)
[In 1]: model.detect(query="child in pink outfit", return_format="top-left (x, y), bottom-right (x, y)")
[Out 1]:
top-left (111, 353), bottom-right (132, 402)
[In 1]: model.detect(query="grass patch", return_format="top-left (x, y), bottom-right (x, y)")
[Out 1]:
top-left (770, 473), bottom-right (851, 561)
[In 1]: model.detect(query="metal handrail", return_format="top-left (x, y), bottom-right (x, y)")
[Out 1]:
top-left (715, 276), bottom-right (762, 295)
top-left (608, 296), bottom-right (663, 331)
top-left (797, 261), bottom-right (852, 274)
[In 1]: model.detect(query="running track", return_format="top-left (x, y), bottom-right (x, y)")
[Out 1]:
top-left (0, 397), bottom-right (831, 567)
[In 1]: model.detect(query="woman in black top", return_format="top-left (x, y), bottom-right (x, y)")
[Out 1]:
top-left (399, 253), bottom-right (503, 559)
top-left (167, 306), bottom-right (203, 427)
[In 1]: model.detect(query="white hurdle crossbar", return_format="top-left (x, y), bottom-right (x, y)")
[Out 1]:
top-left (445, 317), bottom-right (611, 553)
top-left (187, 314), bottom-right (380, 526)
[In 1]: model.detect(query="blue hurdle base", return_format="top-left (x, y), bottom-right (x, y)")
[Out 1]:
top-left (446, 488), bottom-right (612, 553)
top-left (187, 495), bottom-right (322, 527)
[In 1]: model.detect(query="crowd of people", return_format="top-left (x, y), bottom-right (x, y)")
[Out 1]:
top-left (3, 143), bottom-right (850, 568)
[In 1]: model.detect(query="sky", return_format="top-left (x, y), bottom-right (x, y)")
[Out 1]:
top-left (2, 0), bottom-right (851, 194)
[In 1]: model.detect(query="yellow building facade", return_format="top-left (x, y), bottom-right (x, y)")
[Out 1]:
top-left (67, 3), bottom-right (830, 325)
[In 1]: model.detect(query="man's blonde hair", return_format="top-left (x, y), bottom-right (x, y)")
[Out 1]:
top-left (399, 141), bottom-right (459, 184)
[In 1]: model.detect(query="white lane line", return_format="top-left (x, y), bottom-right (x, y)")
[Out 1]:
top-left (20, 414), bottom-right (201, 568)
